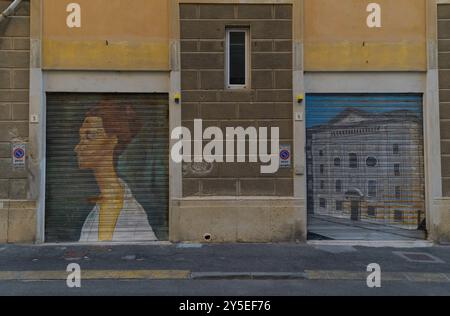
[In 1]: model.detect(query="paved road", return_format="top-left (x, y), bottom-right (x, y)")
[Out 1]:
top-left (0, 243), bottom-right (449, 296)
top-left (1, 279), bottom-right (450, 296)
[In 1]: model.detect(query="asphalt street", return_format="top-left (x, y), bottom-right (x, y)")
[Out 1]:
top-left (0, 243), bottom-right (449, 296)
top-left (2, 279), bottom-right (450, 296)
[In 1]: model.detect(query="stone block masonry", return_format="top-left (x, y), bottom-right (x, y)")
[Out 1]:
top-left (0, 1), bottom-right (33, 243)
top-left (180, 4), bottom-right (294, 198)
top-left (439, 4), bottom-right (450, 196)
top-left (0, 0), bottom-right (30, 200)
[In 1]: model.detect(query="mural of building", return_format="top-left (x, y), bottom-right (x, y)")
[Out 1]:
top-left (307, 97), bottom-right (425, 230)
top-left (0, 0), bottom-right (450, 244)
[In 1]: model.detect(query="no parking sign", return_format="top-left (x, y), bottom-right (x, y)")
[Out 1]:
top-left (279, 145), bottom-right (291, 169)
top-left (12, 144), bottom-right (26, 168)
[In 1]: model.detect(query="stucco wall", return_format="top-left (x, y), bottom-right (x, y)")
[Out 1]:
top-left (42, 0), bottom-right (171, 70)
top-left (304, 0), bottom-right (427, 71)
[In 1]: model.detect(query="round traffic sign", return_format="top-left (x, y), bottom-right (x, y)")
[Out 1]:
top-left (280, 150), bottom-right (290, 161)
top-left (14, 148), bottom-right (25, 159)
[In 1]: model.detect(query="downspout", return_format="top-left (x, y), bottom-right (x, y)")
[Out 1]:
top-left (0, 0), bottom-right (23, 24)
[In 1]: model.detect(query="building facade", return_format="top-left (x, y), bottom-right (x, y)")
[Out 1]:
top-left (0, 0), bottom-right (32, 243)
top-left (437, 0), bottom-right (450, 240)
top-left (0, 0), bottom-right (449, 244)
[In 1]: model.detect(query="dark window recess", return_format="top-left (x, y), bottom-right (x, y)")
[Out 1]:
top-left (320, 180), bottom-right (325, 190)
top-left (349, 153), bottom-right (358, 168)
top-left (368, 206), bottom-right (377, 217)
top-left (368, 180), bottom-right (377, 198)
top-left (320, 198), bottom-right (327, 208)
top-left (336, 201), bottom-right (343, 212)
top-left (334, 158), bottom-right (341, 167)
top-left (393, 144), bottom-right (400, 155)
top-left (395, 186), bottom-right (401, 200)
top-left (394, 164), bottom-right (401, 176)
top-left (366, 157), bottom-right (378, 167)
top-left (394, 210), bottom-right (403, 222)
top-left (320, 164), bottom-right (325, 174)
top-left (228, 31), bottom-right (246, 86)
top-left (336, 180), bottom-right (342, 193)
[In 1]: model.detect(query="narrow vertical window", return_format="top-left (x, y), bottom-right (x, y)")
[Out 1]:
top-left (226, 29), bottom-right (249, 89)
top-left (394, 164), bottom-right (401, 176)
top-left (349, 153), bottom-right (358, 169)
top-left (320, 180), bottom-right (326, 190)
top-left (334, 158), bottom-right (341, 167)
top-left (336, 180), bottom-right (342, 193)
top-left (395, 186), bottom-right (401, 200)
top-left (368, 180), bottom-right (377, 198)
top-left (393, 144), bottom-right (400, 155)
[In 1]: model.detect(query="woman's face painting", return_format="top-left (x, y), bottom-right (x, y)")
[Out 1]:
top-left (75, 116), bottom-right (118, 170)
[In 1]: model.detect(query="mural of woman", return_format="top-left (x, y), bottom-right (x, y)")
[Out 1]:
top-left (75, 100), bottom-right (157, 242)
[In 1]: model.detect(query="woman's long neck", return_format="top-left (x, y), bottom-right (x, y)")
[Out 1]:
top-left (94, 162), bottom-right (125, 241)
top-left (94, 163), bottom-right (124, 200)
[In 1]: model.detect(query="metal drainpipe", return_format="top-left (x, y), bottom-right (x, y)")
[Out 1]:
top-left (0, 0), bottom-right (23, 25)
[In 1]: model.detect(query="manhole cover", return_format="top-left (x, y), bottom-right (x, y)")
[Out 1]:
top-left (393, 251), bottom-right (445, 264)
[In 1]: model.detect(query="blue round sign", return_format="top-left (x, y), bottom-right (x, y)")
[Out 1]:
top-left (14, 148), bottom-right (25, 159)
top-left (280, 150), bottom-right (290, 161)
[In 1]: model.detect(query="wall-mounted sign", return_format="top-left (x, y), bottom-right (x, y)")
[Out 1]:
top-left (280, 145), bottom-right (292, 169)
top-left (12, 144), bottom-right (26, 168)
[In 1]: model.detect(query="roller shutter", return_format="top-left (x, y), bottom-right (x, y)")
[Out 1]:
top-left (45, 93), bottom-right (169, 243)
top-left (306, 94), bottom-right (425, 237)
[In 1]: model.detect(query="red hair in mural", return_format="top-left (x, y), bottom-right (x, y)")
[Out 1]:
top-left (85, 99), bottom-right (143, 168)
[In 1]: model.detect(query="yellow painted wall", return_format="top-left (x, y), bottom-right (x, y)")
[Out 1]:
top-left (304, 0), bottom-right (427, 71)
top-left (43, 0), bottom-right (170, 70)
top-left (42, 0), bottom-right (427, 71)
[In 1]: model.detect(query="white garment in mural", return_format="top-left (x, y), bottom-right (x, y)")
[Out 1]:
top-left (79, 179), bottom-right (157, 242)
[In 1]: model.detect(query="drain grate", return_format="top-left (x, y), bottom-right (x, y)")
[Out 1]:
top-left (393, 251), bottom-right (445, 264)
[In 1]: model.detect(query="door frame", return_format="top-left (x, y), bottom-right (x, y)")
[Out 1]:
top-left (33, 71), bottom-right (176, 243)
top-left (350, 200), bottom-right (361, 222)
top-left (303, 73), bottom-right (436, 240)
